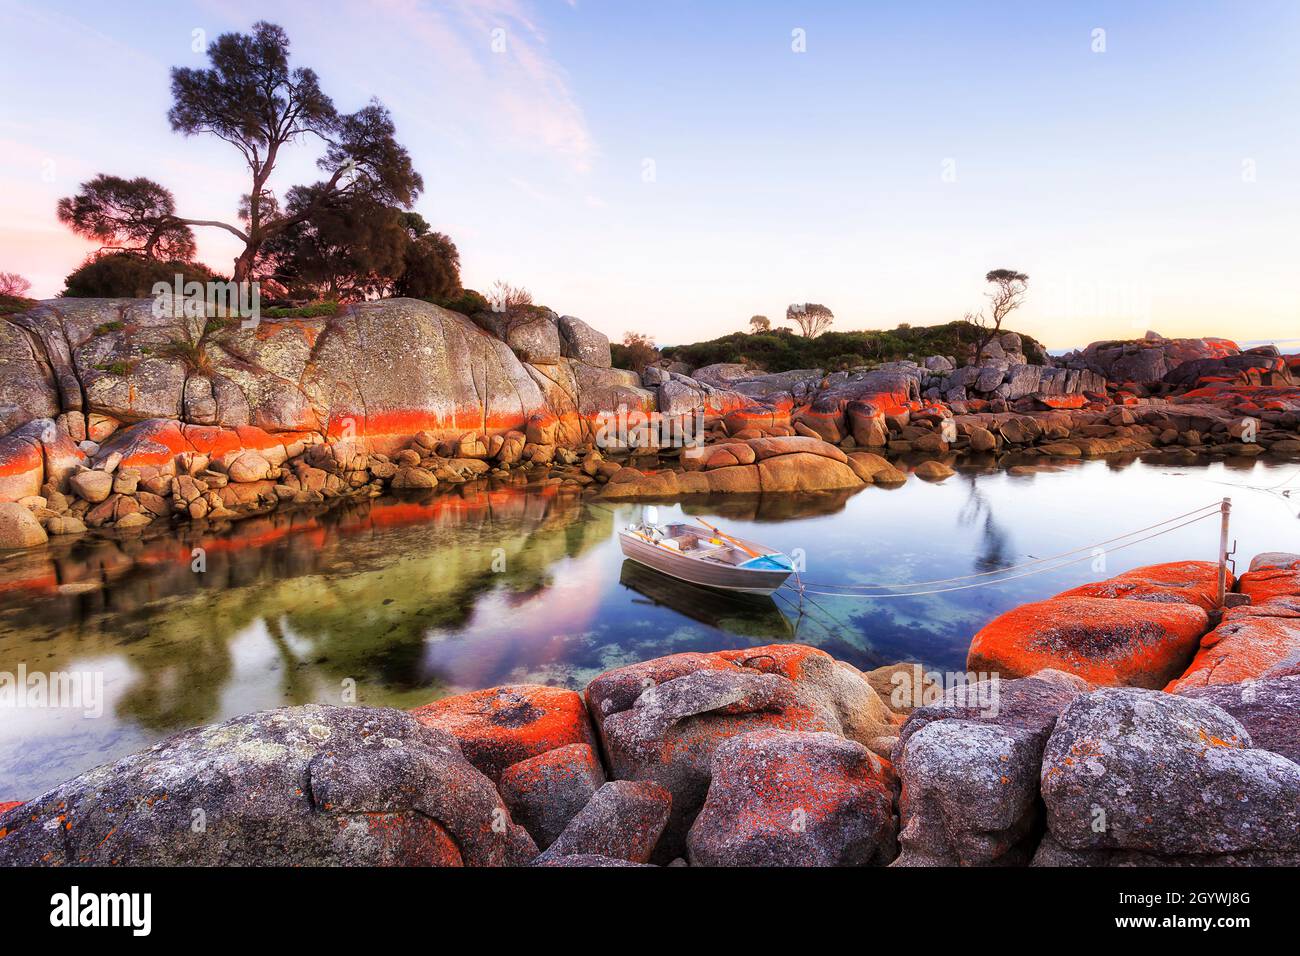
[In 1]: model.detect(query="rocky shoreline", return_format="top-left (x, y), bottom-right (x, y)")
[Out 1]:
top-left (1, 298), bottom-right (1297, 547)
top-left (2, 551), bottom-right (1297, 866)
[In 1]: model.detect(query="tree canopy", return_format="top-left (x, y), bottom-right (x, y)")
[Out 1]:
top-left (965, 268), bottom-right (1029, 359)
top-left (56, 21), bottom-right (425, 285)
top-left (786, 302), bottom-right (834, 338)
top-left (56, 175), bottom-right (196, 260)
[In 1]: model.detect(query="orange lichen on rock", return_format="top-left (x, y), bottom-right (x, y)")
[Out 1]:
top-left (1166, 606), bottom-right (1300, 691)
top-left (967, 596), bottom-right (1209, 688)
top-left (409, 684), bottom-right (597, 783)
top-left (715, 643), bottom-right (836, 684)
top-left (1237, 567), bottom-right (1300, 607)
top-left (1057, 561), bottom-right (1231, 612)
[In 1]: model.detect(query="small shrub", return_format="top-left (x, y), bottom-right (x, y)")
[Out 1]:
top-left (63, 252), bottom-right (219, 298)
top-left (434, 288), bottom-right (490, 316)
top-left (0, 294), bottom-right (35, 316)
top-left (261, 301), bottom-right (339, 319)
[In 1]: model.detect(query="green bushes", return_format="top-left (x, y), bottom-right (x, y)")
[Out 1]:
top-left (62, 253), bottom-right (219, 298)
top-left (1, 294), bottom-right (36, 317)
top-left (660, 321), bottom-right (1048, 372)
top-left (261, 301), bottom-right (339, 319)
top-left (431, 288), bottom-right (490, 316)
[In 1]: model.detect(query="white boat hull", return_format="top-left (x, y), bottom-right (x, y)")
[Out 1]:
top-left (618, 528), bottom-right (793, 595)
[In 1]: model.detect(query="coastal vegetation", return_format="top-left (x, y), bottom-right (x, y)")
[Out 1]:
top-left (649, 319), bottom-right (1050, 373)
top-left (51, 21), bottom-right (442, 304)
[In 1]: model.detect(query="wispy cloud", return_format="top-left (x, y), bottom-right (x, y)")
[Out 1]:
top-left (266, 0), bottom-right (597, 174)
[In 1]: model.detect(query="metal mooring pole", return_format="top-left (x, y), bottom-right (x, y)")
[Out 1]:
top-left (1217, 497), bottom-right (1232, 607)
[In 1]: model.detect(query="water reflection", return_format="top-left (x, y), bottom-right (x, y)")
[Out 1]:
top-left (618, 560), bottom-right (796, 640)
top-left (1, 454), bottom-right (1297, 797)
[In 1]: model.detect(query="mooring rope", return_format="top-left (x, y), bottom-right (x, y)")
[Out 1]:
top-left (787, 510), bottom-right (1223, 599)
top-left (791, 501), bottom-right (1224, 593)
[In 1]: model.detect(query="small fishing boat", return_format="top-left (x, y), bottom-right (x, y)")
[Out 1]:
top-left (618, 510), bottom-right (795, 595)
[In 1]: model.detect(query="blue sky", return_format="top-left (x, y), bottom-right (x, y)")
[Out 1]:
top-left (1, 0), bottom-right (1297, 348)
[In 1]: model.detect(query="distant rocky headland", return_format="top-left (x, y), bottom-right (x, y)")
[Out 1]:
top-left (0, 295), bottom-right (1297, 547)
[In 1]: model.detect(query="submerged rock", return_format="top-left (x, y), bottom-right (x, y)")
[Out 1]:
top-left (1167, 602), bottom-right (1300, 691)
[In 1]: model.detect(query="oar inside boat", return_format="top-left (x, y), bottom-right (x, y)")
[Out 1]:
top-left (618, 512), bottom-right (795, 595)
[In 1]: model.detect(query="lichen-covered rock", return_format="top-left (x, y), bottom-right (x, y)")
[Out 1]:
top-left (1040, 688), bottom-right (1300, 858)
top-left (588, 668), bottom-right (836, 860)
top-left (1177, 674), bottom-right (1300, 765)
top-left (537, 780), bottom-right (671, 864)
top-left (1237, 556), bottom-right (1300, 607)
top-left (1058, 561), bottom-right (1229, 611)
top-left (846, 451), bottom-right (906, 485)
top-left (713, 645), bottom-right (896, 747)
top-left (1031, 831), bottom-right (1300, 867)
top-left (410, 684), bottom-right (597, 783)
top-left (0, 705), bottom-right (537, 866)
top-left (531, 853), bottom-right (653, 867)
top-left (892, 671), bottom-right (1087, 866)
top-left (967, 596), bottom-right (1208, 688)
top-left (1167, 603), bottom-right (1300, 691)
top-left (498, 742), bottom-right (605, 850)
top-left (557, 315), bottom-right (612, 368)
top-left (687, 729), bottom-right (896, 867)
top-left (0, 298), bottom-right (656, 486)
top-left (584, 644), bottom-right (893, 859)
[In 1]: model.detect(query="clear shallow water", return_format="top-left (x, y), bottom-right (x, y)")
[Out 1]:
top-left (0, 454), bottom-right (1297, 798)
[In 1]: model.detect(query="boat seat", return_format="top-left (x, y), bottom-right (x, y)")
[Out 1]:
top-left (689, 545), bottom-right (731, 560)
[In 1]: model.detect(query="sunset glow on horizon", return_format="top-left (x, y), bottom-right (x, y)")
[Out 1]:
top-left (1, 0), bottom-right (1297, 349)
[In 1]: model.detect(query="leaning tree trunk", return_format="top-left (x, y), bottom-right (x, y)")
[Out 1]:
top-left (231, 243), bottom-right (260, 284)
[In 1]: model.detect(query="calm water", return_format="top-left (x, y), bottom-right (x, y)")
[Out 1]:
top-left (1, 454), bottom-right (1297, 798)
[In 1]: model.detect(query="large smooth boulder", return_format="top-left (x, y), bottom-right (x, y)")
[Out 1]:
top-left (0, 298), bottom-right (649, 459)
top-left (892, 671), bottom-right (1087, 866)
top-left (0, 501), bottom-right (47, 549)
top-left (0, 705), bottom-right (537, 866)
top-left (755, 452), bottom-right (863, 492)
top-left (1057, 561), bottom-right (1229, 612)
top-left (967, 596), bottom-right (1208, 688)
top-left (557, 315), bottom-right (612, 368)
top-left (687, 730), bottom-right (896, 866)
top-left (1040, 688), bottom-right (1300, 859)
top-left (410, 684), bottom-right (597, 784)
